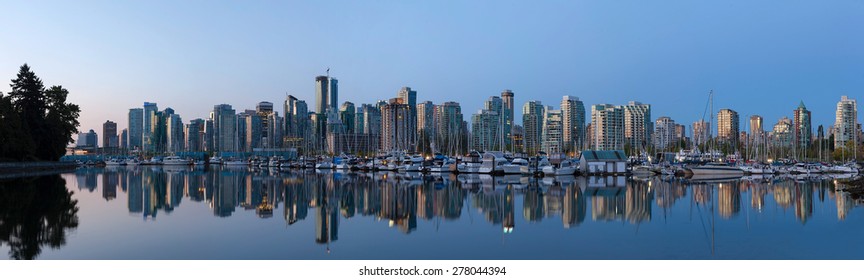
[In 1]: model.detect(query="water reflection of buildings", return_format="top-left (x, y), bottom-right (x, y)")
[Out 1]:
top-left (717, 183), bottom-right (740, 219)
top-left (836, 190), bottom-right (854, 221)
top-left (102, 170), bottom-right (118, 201)
top-left (75, 168), bottom-right (99, 192)
top-left (562, 185), bottom-right (586, 228)
top-left (85, 167), bottom-right (864, 248)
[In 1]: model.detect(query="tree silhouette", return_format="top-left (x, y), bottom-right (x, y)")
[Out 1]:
top-left (1, 64), bottom-right (80, 161)
top-left (0, 175), bottom-right (79, 260)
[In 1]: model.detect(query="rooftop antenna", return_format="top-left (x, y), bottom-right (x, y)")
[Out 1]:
top-left (326, 67), bottom-right (330, 77)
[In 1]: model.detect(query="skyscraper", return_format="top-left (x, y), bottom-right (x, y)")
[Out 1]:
top-left (328, 77), bottom-right (338, 112)
top-left (561, 96), bottom-right (586, 153)
top-left (591, 104), bottom-right (624, 151)
top-left (120, 129), bottom-right (128, 150)
top-left (313, 76), bottom-right (335, 148)
top-left (541, 109), bottom-right (563, 155)
top-left (397, 87), bottom-right (418, 150)
top-left (212, 104), bottom-right (236, 152)
top-left (315, 76), bottom-right (330, 114)
top-left (360, 103), bottom-right (382, 135)
top-left (717, 109), bottom-right (739, 146)
top-left (834, 96), bottom-right (857, 150)
top-left (793, 101), bottom-right (812, 151)
top-left (340, 102), bottom-right (356, 134)
top-left (471, 96), bottom-right (505, 151)
top-left (522, 101), bottom-right (545, 154)
top-left (284, 96), bottom-right (309, 150)
top-left (239, 110), bottom-right (259, 152)
top-left (501, 90), bottom-right (514, 151)
top-left (151, 108), bottom-right (170, 153)
top-left (102, 120), bottom-right (118, 149)
top-left (692, 120), bottom-right (711, 147)
top-left (654, 117), bottom-right (676, 151)
top-left (186, 119), bottom-right (204, 152)
top-left (750, 115), bottom-right (764, 142)
top-left (256, 101), bottom-right (283, 149)
top-left (773, 117), bottom-right (793, 148)
top-left (128, 108), bottom-right (143, 150)
top-left (471, 108), bottom-right (499, 151)
top-left (622, 101), bottom-right (651, 150)
top-left (381, 98), bottom-right (412, 152)
top-left (417, 101), bottom-right (435, 152)
top-left (166, 113), bottom-right (184, 153)
top-left (674, 124), bottom-right (687, 147)
top-left (434, 102), bottom-right (464, 155)
top-left (142, 102), bottom-right (158, 152)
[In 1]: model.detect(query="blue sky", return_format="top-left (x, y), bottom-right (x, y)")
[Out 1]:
top-left (1, 1), bottom-right (862, 135)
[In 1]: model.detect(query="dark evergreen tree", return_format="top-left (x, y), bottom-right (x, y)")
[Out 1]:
top-left (0, 92), bottom-right (33, 161)
top-left (1, 64), bottom-right (81, 161)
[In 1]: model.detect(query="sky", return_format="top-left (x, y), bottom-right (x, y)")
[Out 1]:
top-left (1, 1), bottom-right (862, 137)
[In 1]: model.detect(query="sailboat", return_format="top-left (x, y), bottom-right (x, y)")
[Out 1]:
top-left (688, 90), bottom-right (743, 178)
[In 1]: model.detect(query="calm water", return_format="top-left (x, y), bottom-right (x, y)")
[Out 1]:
top-left (2, 166), bottom-right (864, 260)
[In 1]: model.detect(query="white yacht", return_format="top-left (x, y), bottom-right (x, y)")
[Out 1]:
top-left (478, 152), bottom-right (508, 175)
top-left (429, 157), bottom-right (456, 173)
top-left (162, 156), bottom-right (192, 165)
top-left (508, 158), bottom-right (531, 175)
top-left (105, 158), bottom-right (126, 166)
top-left (688, 162), bottom-right (744, 176)
top-left (457, 151), bottom-right (483, 173)
top-left (223, 158), bottom-right (248, 166)
top-left (544, 159), bottom-right (578, 176)
top-left (209, 157), bottom-right (223, 165)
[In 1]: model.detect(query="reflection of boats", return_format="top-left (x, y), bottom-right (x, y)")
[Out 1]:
top-left (687, 174), bottom-right (742, 183)
top-left (162, 164), bottom-right (190, 172)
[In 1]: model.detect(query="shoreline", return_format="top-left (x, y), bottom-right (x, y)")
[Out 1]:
top-left (0, 162), bottom-right (78, 179)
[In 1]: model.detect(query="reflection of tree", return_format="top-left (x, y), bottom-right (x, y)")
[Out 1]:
top-left (0, 175), bottom-right (79, 260)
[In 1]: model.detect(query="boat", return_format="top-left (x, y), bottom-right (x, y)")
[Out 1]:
top-left (529, 155), bottom-right (552, 175)
top-left (789, 163), bottom-right (824, 174)
top-left (478, 152), bottom-right (505, 175)
top-left (688, 162), bottom-right (744, 176)
top-left (544, 159), bottom-right (578, 176)
top-left (105, 158), bottom-right (126, 166)
top-left (509, 158), bottom-right (531, 175)
top-left (457, 151), bottom-right (483, 173)
top-left (162, 156), bottom-right (192, 165)
top-left (429, 157), bottom-right (456, 173)
top-left (223, 158), bottom-right (248, 166)
top-left (398, 155), bottom-right (425, 172)
top-left (827, 163), bottom-right (858, 174)
top-left (209, 157), bottom-right (223, 165)
top-left (630, 164), bottom-right (655, 176)
top-left (739, 164), bottom-right (776, 174)
top-left (125, 158), bottom-right (141, 166)
top-left (315, 158), bottom-right (335, 169)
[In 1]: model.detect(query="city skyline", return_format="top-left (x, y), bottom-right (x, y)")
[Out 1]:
top-left (1, 1), bottom-right (861, 136)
